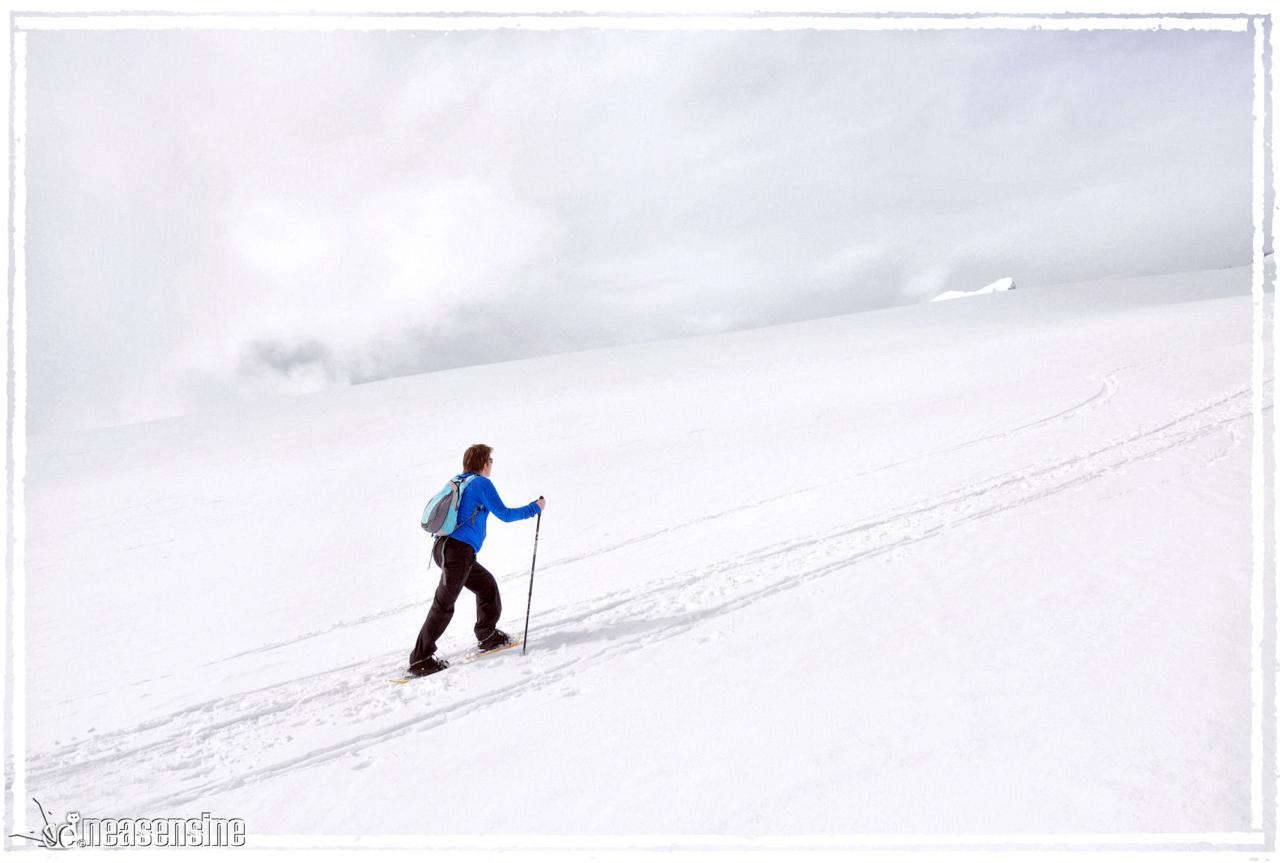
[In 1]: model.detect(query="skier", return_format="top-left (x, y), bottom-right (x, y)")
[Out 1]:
top-left (408, 444), bottom-right (544, 677)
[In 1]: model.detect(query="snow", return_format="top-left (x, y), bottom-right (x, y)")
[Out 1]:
top-left (933, 276), bottom-right (1017, 302)
top-left (21, 264), bottom-right (1264, 843)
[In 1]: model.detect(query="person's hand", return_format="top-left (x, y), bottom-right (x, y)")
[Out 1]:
top-left (536, 496), bottom-right (546, 510)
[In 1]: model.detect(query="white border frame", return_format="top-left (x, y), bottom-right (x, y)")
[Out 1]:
top-left (4, 7), bottom-right (1272, 857)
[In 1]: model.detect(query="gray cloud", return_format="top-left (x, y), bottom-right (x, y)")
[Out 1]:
top-left (240, 337), bottom-right (339, 384)
top-left (26, 26), bottom-right (1253, 432)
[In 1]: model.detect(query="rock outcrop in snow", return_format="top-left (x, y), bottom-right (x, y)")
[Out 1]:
top-left (932, 276), bottom-right (1017, 302)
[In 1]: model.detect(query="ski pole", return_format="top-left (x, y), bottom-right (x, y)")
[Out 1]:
top-left (522, 509), bottom-right (542, 655)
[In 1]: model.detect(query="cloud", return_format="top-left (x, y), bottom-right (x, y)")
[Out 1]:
top-left (239, 338), bottom-right (342, 395)
top-left (205, 173), bottom-right (568, 397)
top-left (24, 26), bottom-right (1254, 432)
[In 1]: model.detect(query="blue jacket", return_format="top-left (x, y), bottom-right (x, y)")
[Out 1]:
top-left (449, 473), bottom-right (540, 553)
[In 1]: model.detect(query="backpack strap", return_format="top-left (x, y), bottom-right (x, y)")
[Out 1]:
top-left (456, 474), bottom-right (483, 528)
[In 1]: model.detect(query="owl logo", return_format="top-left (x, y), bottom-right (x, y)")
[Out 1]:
top-left (8, 798), bottom-right (79, 849)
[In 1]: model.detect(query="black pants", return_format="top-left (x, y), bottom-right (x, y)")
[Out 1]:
top-left (410, 536), bottom-right (502, 668)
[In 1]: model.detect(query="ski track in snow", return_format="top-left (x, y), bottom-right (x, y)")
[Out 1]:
top-left (181, 372), bottom-right (1124, 674)
top-left (22, 374), bottom-right (1262, 816)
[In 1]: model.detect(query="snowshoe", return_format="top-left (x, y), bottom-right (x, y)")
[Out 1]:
top-left (477, 629), bottom-right (513, 652)
top-left (407, 655), bottom-right (450, 677)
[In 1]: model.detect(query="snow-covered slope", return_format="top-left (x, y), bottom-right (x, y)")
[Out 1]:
top-left (22, 264), bottom-right (1265, 840)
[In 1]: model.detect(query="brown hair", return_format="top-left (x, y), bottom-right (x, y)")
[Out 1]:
top-left (463, 444), bottom-right (493, 474)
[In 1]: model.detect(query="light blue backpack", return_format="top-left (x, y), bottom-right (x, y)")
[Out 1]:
top-left (421, 474), bottom-right (478, 536)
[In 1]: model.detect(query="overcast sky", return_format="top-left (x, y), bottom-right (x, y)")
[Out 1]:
top-left (27, 24), bottom-right (1253, 433)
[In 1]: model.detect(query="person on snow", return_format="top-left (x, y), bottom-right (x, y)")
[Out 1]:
top-left (408, 444), bottom-right (544, 677)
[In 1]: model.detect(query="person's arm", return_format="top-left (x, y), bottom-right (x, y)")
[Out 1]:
top-left (479, 477), bottom-right (541, 522)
